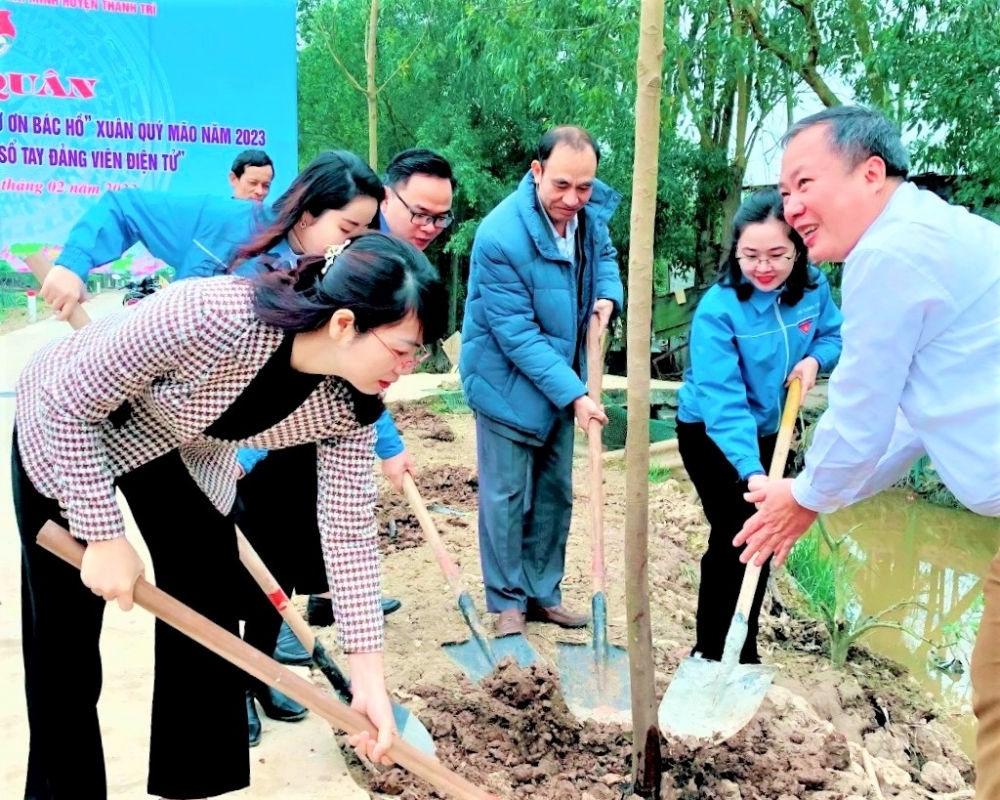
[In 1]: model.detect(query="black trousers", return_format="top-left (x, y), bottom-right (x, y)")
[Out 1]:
top-left (12, 431), bottom-right (249, 800)
top-left (676, 421), bottom-right (781, 664)
top-left (236, 443), bottom-right (327, 682)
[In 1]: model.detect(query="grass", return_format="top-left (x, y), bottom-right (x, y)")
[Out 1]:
top-left (648, 465), bottom-right (673, 483)
top-left (785, 516), bottom-right (924, 666)
top-left (426, 390), bottom-right (471, 415)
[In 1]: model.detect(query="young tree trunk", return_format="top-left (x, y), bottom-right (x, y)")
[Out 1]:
top-left (625, 0), bottom-right (666, 795)
top-left (365, 0), bottom-right (380, 169)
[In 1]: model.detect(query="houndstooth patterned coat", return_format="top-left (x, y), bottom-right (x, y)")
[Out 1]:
top-left (15, 275), bottom-right (385, 652)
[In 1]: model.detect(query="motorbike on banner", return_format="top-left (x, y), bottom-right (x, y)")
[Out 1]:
top-left (122, 275), bottom-right (166, 306)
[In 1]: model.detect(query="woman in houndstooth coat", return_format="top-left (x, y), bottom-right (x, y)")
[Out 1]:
top-left (11, 233), bottom-right (446, 800)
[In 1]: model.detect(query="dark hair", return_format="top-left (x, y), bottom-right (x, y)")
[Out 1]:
top-left (385, 148), bottom-right (456, 189)
top-left (718, 188), bottom-right (817, 306)
top-left (233, 151), bottom-right (384, 268)
top-left (536, 125), bottom-right (601, 166)
top-left (231, 149), bottom-right (274, 177)
top-left (253, 231), bottom-right (447, 344)
top-left (781, 106), bottom-right (909, 179)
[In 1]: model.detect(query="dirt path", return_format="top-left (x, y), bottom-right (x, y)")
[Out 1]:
top-left (343, 405), bottom-right (975, 800)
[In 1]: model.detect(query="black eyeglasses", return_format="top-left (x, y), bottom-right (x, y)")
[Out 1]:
top-left (390, 187), bottom-right (454, 229)
top-left (737, 252), bottom-right (796, 267)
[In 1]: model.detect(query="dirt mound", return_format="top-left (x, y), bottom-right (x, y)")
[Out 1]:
top-left (362, 659), bottom-right (970, 800)
top-left (390, 402), bottom-right (456, 442)
top-left (377, 464), bottom-right (478, 554)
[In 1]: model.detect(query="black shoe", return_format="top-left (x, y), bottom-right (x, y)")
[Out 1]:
top-left (306, 595), bottom-right (335, 627)
top-left (246, 691), bottom-right (262, 748)
top-left (255, 685), bottom-right (308, 722)
top-left (273, 622), bottom-right (312, 666)
top-left (306, 595), bottom-right (402, 626)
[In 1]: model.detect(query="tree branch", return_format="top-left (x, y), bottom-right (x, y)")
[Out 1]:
top-left (846, 0), bottom-right (885, 107)
top-left (785, 0), bottom-right (821, 70)
top-left (732, 0), bottom-right (842, 107)
top-left (321, 17), bottom-right (365, 94)
top-left (377, 19), bottom-right (430, 93)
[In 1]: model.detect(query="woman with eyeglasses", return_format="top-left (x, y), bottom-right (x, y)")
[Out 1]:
top-left (12, 232), bottom-right (446, 800)
top-left (36, 150), bottom-right (413, 747)
top-left (675, 187), bottom-right (843, 665)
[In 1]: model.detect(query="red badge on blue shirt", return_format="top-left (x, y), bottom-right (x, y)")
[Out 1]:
top-left (798, 319), bottom-right (812, 334)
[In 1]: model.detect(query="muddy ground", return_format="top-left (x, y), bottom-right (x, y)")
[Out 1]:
top-left (310, 403), bottom-right (975, 800)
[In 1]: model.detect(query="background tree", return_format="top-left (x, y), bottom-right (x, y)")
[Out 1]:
top-left (296, 0), bottom-right (1000, 352)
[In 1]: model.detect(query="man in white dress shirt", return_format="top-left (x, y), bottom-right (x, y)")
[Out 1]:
top-left (734, 106), bottom-right (1000, 800)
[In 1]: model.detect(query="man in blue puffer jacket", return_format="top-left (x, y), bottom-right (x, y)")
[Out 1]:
top-left (460, 126), bottom-right (623, 636)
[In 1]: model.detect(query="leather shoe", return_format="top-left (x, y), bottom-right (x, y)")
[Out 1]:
top-left (306, 595), bottom-right (403, 626)
top-left (496, 609), bottom-right (527, 637)
top-left (246, 691), bottom-right (261, 748)
top-left (273, 622), bottom-right (312, 666)
top-left (526, 603), bottom-right (590, 628)
top-left (306, 595), bottom-right (335, 627)
top-left (255, 685), bottom-right (308, 722)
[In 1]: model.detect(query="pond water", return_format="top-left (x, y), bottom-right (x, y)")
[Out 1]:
top-left (825, 490), bottom-right (1000, 757)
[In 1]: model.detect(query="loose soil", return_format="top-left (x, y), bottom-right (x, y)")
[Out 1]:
top-left (314, 401), bottom-right (976, 800)
top-left (376, 462), bottom-right (478, 555)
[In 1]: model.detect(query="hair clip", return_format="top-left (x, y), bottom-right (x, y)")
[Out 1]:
top-left (321, 240), bottom-right (351, 276)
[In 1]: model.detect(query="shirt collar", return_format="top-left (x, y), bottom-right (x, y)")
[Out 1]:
top-left (747, 284), bottom-right (781, 312)
top-left (269, 237), bottom-right (298, 268)
top-left (853, 180), bottom-right (913, 254)
top-left (537, 189), bottom-right (579, 243)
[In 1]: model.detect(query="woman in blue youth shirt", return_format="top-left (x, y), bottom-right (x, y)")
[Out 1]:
top-left (676, 188), bottom-right (843, 664)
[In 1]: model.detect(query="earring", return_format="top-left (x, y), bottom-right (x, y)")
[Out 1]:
top-left (300, 220), bottom-right (307, 228)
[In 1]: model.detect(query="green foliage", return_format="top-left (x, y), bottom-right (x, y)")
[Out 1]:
top-left (902, 456), bottom-right (964, 510)
top-left (295, 0), bottom-right (1000, 341)
top-left (0, 290), bottom-right (28, 310)
top-left (427, 390), bottom-right (471, 415)
top-left (785, 517), bottom-right (923, 666)
top-left (648, 465), bottom-right (673, 483)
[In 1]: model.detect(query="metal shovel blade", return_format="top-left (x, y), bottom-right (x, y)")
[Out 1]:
top-left (391, 702), bottom-right (436, 756)
top-left (309, 641), bottom-right (437, 757)
top-left (557, 593), bottom-right (631, 725)
top-left (657, 653), bottom-right (777, 741)
top-left (442, 633), bottom-right (543, 685)
top-left (557, 640), bottom-right (631, 725)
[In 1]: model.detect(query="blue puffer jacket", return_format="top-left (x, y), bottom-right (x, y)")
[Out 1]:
top-left (460, 172), bottom-right (624, 440)
top-left (677, 269), bottom-right (843, 479)
top-left (55, 189), bottom-right (404, 463)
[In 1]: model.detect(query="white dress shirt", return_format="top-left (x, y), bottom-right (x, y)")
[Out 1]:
top-left (793, 181), bottom-right (1000, 517)
top-left (538, 191), bottom-right (579, 262)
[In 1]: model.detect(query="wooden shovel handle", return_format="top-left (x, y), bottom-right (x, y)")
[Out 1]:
top-left (35, 522), bottom-right (497, 800)
top-left (586, 315), bottom-right (607, 596)
top-left (402, 474), bottom-right (467, 601)
top-left (24, 253), bottom-right (92, 331)
top-left (733, 378), bottom-right (802, 618)
top-left (234, 528), bottom-right (317, 654)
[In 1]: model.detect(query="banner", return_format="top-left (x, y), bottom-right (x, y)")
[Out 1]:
top-left (0, 0), bottom-right (297, 278)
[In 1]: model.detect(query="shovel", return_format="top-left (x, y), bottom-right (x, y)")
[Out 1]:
top-left (557, 315), bottom-right (632, 724)
top-left (234, 527), bottom-right (436, 756)
top-left (402, 474), bottom-right (543, 684)
top-left (24, 253), bottom-right (437, 754)
top-left (658, 378), bottom-right (802, 741)
top-left (36, 522), bottom-right (499, 800)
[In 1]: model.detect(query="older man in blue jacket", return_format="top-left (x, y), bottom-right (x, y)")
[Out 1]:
top-left (460, 126), bottom-right (623, 636)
